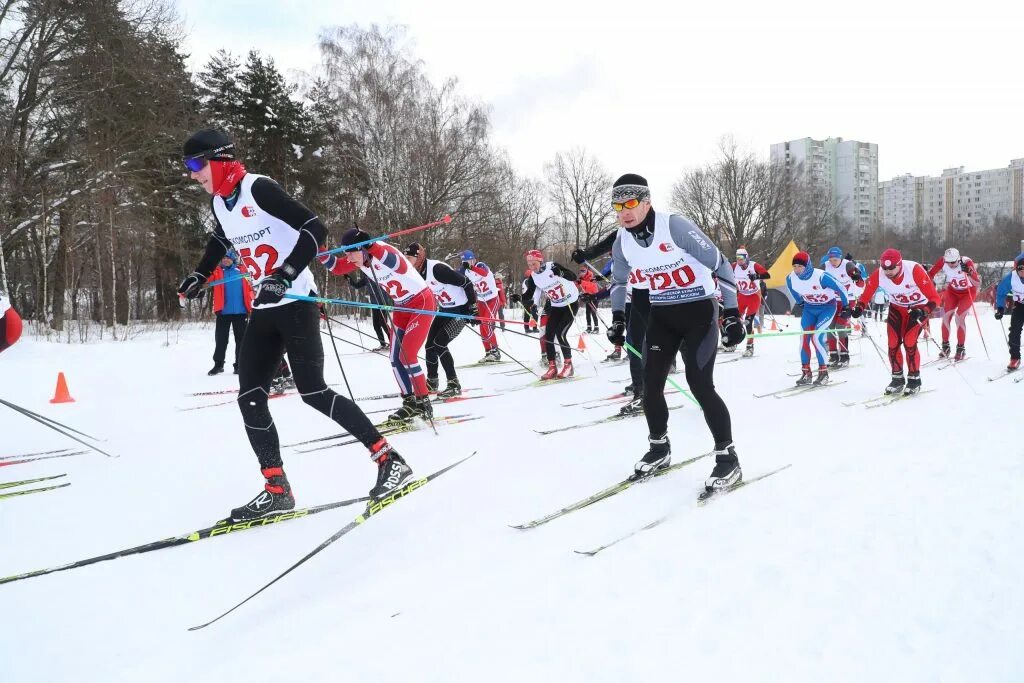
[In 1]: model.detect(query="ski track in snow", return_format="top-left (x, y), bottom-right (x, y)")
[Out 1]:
top-left (1, 309), bottom-right (1021, 682)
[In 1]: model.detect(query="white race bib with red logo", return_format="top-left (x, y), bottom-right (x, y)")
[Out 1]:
top-left (359, 244), bottom-right (427, 306)
top-left (530, 262), bottom-right (580, 308)
top-left (212, 173), bottom-right (317, 309)
top-left (464, 265), bottom-right (499, 302)
top-left (425, 259), bottom-right (468, 309)
top-left (788, 268), bottom-right (842, 306)
top-left (734, 262), bottom-right (761, 296)
top-left (879, 260), bottom-right (928, 308)
top-left (618, 212), bottom-right (715, 304)
top-left (941, 261), bottom-right (975, 292)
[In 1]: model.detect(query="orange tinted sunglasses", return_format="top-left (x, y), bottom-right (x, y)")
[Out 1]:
top-left (612, 198), bottom-right (642, 212)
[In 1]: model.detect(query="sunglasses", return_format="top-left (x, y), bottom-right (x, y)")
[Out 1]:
top-left (612, 198), bottom-right (642, 212)
top-left (183, 144), bottom-right (234, 172)
top-left (882, 264), bottom-right (900, 271)
top-left (1017, 264), bottom-right (1024, 271)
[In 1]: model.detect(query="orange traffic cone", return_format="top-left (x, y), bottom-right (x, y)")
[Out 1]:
top-left (50, 372), bottom-right (75, 404)
top-left (769, 317), bottom-right (779, 331)
top-left (577, 334), bottom-right (587, 351)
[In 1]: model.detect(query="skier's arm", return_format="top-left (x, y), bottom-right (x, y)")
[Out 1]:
top-left (857, 270), bottom-right (881, 308)
top-left (433, 262), bottom-right (477, 305)
top-left (911, 263), bottom-right (940, 309)
top-left (522, 275), bottom-right (538, 305)
top-left (609, 236), bottom-right (630, 312)
top-left (549, 262), bottom-right (578, 281)
top-left (753, 262), bottom-right (771, 279)
top-left (250, 177), bottom-right (326, 278)
top-left (820, 272), bottom-right (849, 306)
top-left (995, 272), bottom-right (1012, 308)
top-left (927, 256), bottom-right (944, 279)
top-left (572, 230), bottom-right (617, 264)
top-left (193, 213), bottom-right (232, 277)
top-left (786, 274), bottom-right (804, 306)
top-left (667, 214), bottom-right (737, 309)
top-left (962, 258), bottom-right (981, 288)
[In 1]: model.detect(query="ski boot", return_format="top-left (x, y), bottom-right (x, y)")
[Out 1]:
top-left (229, 467), bottom-right (295, 522)
top-left (208, 363), bottom-right (224, 376)
top-left (939, 341), bottom-right (951, 359)
top-left (557, 359), bottom-right (574, 379)
top-left (813, 367), bottom-right (830, 386)
top-left (605, 347), bottom-right (622, 362)
top-left (624, 383), bottom-right (635, 395)
top-left (480, 348), bottom-right (502, 363)
top-left (387, 395), bottom-right (433, 422)
top-left (954, 345), bottom-right (966, 362)
top-left (795, 365), bottom-right (813, 386)
top-left (630, 433), bottom-right (671, 481)
top-left (702, 443), bottom-right (742, 498)
top-left (369, 441), bottom-right (413, 499)
top-left (540, 360), bottom-right (558, 381)
top-left (1008, 358), bottom-right (1021, 372)
top-left (374, 342), bottom-right (391, 353)
top-left (618, 394), bottom-right (644, 417)
top-left (426, 376), bottom-right (440, 393)
top-left (904, 373), bottom-right (922, 395)
top-left (837, 351), bottom-right (850, 368)
top-left (436, 378), bottom-right (462, 399)
top-left (884, 373), bottom-right (906, 395)
top-left (742, 342), bottom-right (754, 358)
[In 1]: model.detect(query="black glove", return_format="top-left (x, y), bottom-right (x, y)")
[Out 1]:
top-left (908, 307), bottom-right (928, 325)
top-left (748, 273), bottom-right (757, 281)
top-left (461, 261), bottom-right (470, 270)
top-left (177, 271), bottom-right (208, 300)
top-left (995, 308), bottom-right (1004, 320)
top-left (720, 308), bottom-right (745, 347)
top-left (254, 269), bottom-right (294, 307)
top-left (509, 293), bottom-right (521, 305)
top-left (839, 305), bottom-right (852, 321)
top-left (570, 248), bottom-right (586, 264)
top-left (607, 310), bottom-right (626, 345)
top-left (850, 302), bottom-right (864, 319)
top-left (458, 303), bottom-right (479, 325)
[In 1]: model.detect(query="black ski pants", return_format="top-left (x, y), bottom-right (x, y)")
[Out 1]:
top-left (544, 302), bottom-right (579, 361)
top-left (237, 301), bottom-right (382, 469)
top-left (213, 313), bottom-right (247, 368)
top-left (1009, 305), bottom-right (1024, 360)
top-left (372, 309), bottom-right (390, 345)
top-left (644, 298), bottom-right (732, 448)
top-left (425, 314), bottom-right (466, 382)
top-left (627, 289), bottom-right (651, 394)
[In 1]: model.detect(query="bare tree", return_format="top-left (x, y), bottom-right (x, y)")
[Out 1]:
top-left (544, 147), bottom-right (614, 253)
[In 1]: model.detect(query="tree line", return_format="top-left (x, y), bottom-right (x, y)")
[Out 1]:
top-left (3, 1), bottom-right (1020, 335)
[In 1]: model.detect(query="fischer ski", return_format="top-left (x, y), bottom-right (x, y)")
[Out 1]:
top-left (187, 452), bottom-right (477, 631)
top-left (0, 495), bottom-right (373, 586)
top-left (0, 473), bottom-right (67, 490)
top-left (510, 452), bottom-right (712, 530)
top-left (0, 482), bottom-right (70, 500)
top-left (575, 465), bottom-right (793, 556)
top-left (0, 447), bottom-right (74, 462)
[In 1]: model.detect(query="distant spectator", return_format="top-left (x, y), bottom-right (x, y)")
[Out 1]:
top-left (209, 249), bottom-right (253, 375)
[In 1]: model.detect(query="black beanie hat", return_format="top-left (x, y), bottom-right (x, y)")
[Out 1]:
top-left (612, 173), bottom-right (650, 202)
top-left (183, 128), bottom-right (235, 160)
top-left (341, 225), bottom-right (371, 247)
top-left (404, 242), bottom-right (424, 257)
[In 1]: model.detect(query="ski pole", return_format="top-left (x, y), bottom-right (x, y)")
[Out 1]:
top-left (969, 301), bottom-right (991, 360)
top-left (323, 313), bottom-right (355, 402)
top-left (285, 293), bottom-right (531, 327)
top-left (860, 328), bottom-right (889, 369)
top-left (569, 314), bottom-right (601, 377)
top-left (465, 325), bottom-right (539, 377)
top-left (0, 397), bottom-right (118, 458)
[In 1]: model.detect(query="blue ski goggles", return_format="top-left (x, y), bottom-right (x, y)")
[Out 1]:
top-left (183, 144), bottom-right (234, 172)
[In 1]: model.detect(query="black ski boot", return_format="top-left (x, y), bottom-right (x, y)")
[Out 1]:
top-left (813, 367), bottom-right (830, 386)
top-left (904, 373), bottom-right (922, 395)
top-left (631, 433), bottom-right (671, 481)
top-left (837, 351), bottom-right (850, 368)
top-left (605, 347), bottom-right (622, 362)
top-left (828, 350), bottom-right (840, 368)
top-left (702, 443), bottom-right (743, 498)
top-left (954, 345), bottom-right (966, 362)
top-left (884, 373), bottom-right (906, 395)
top-left (742, 342), bottom-right (754, 358)
top-left (939, 341), bottom-right (951, 359)
top-left (624, 382), bottom-right (634, 394)
top-left (208, 363), bottom-right (224, 376)
top-left (426, 376), bottom-right (440, 393)
top-left (795, 366), bottom-right (813, 386)
top-left (229, 467), bottom-right (295, 522)
top-left (618, 394), bottom-right (644, 417)
top-left (480, 348), bottom-right (502, 363)
top-left (436, 378), bottom-right (462, 399)
top-left (387, 395), bottom-right (433, 422)
top-left (369, 441), bottom-right (413, 499)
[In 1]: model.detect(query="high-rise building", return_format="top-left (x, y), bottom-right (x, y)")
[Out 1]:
top-left (877, 160), bottom-right (1024, 242)
top-left (770, 137), bottom-right (879, 245)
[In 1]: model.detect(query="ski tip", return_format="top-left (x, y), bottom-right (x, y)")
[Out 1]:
top-left (573, 549), bottom-right (599, 557)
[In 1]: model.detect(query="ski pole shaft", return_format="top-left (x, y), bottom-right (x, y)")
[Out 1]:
top-left (319, 215), bottom-right (452, 257)
top-left (969, 301), bottom-right (991, 360)
top-left (465, 326), bottom-right (538, 377)
top-left (286, 293), bottom-right (530, 327)
top-left (0, 398), bottom-right (118, 458)
top-left (323, 314), bottom-right (355, 402)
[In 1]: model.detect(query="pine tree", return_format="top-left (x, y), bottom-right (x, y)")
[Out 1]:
top-left (195, 49), bottom-right (243, 140)
top-left (236, 51), bottom-right (305, 186)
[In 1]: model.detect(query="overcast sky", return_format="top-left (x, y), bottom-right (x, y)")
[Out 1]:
top-left (179, 0), bottom-right (1022, 202)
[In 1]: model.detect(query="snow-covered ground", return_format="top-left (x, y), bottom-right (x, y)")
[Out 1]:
top-left (2, 308), bottom-right (1021, 682)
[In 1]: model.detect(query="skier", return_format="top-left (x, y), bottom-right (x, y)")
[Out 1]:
top-left (821, 247), bottom-right (862, 367)
top-left (517, 269), bottom-right (539, 333)
top-left (494, 272), bottom-right (507, 331)
top-left (578, 267), bottom-right (601, 332)
top-left (872, 288), bottom-right (888, 321)
top-left (208, 248), bottom-right (252, 375)
top-left (176, 128), bottom-right (413, 520)
top-left (459, 250), bottom-right (502, 362)
top-left (604, 173), bottom-right (745, 495)
top-left (0, 288), bottom-right (22, 354)
top-left (786, 252), bottom-right (849, 386)
top-left (927, 247), bottom-right (979, 361)
top-left (733, 247), bottom-right (770, 357)
top-left (346, 268), bottom-right (392, 351)
top-left (320, 227), bottom-right (436, 422)
top-left (523, 249), bottom-right (580, 380)
top-left (404, 242), bottom-right (477, 397)
top-left (852, 248), bottom-right (940, 395)
top-left (994, 253), bottom-right (1024, 372)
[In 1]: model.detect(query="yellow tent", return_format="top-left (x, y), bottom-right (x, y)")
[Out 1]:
top-left (765, 240), bottom-right (801, 289)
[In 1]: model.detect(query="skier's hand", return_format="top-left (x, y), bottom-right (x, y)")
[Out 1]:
top-left (748, 273), bottom-right (757, 281)
top-left (254, 267), bottom-right (295, 307)
top-left (177, 271), bottom-right (208, 300)
top-left (995, 308), bottom-right (1004, 320)
top-left (850, 302), bottom-right (864, 319)
top-left (459, 304), bottom-right (480, 325)
top-left (839, 305), bottom-right (852, 321)
top-left (720, 308), bottom-right (746, 347)
top-left (570, 248), bottom-right (586, 264)
top-left (607, 310), bottom-right (626, 345)
top-left (908, 307), bottom-right (928, 325)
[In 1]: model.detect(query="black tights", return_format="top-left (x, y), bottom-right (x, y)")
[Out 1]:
top-left (237, 301), bottom-right (382, 469)
top-left (544, 302), bottom-right (578, 361)
top-left (425, 314), bottom-right (466, 382)
top-left (643, 298), bottom-right (732, 447)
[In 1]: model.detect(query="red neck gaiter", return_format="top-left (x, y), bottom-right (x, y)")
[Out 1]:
top-left (210, 160), bottom-right (247, 198)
